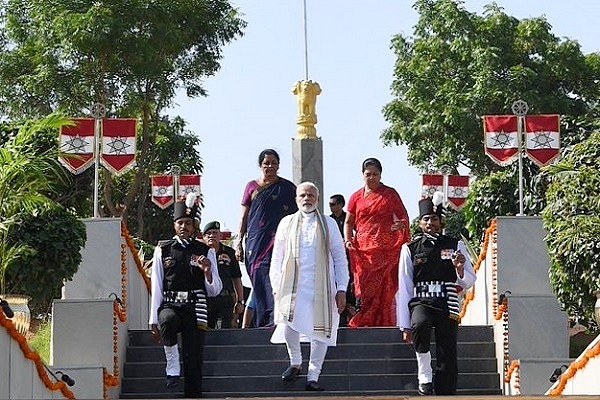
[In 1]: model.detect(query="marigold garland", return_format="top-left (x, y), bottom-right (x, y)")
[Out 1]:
top-left (505, 359), bottom-right (521, 393)
top-left (101, 237), bottom-right (131, 400)
top-left (435, 216), bottom-right (600, 395)
top-left (121, 220), bottom-right (151, 292)
top-left (0, 221), bottom-right (148, 400)
top-left (459, 218), bottom-right (497, 318)
top-left (0, 309), bottom-right (75, 399)
top-left (547, 338), bottom-right (600, 396)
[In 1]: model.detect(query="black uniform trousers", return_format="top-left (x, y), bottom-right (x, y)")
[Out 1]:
top-left (207, 295), bottom-right (235, 329)
top-left (410, 303), bottom-right (459, 395)
top-left (158, 303), bottom-right (206, 398)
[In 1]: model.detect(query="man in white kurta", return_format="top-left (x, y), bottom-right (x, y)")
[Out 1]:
top-left (270, 182), bottom-right (349, 391)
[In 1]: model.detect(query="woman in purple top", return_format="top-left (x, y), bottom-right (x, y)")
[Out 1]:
top-left (236, 149), bottom-right (297, 327)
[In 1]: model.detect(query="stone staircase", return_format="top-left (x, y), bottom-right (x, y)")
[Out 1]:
top-left (120, 325), bottom-right (501, 398)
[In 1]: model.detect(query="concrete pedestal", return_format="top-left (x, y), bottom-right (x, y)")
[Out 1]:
top-left (292, 137), bottom-right (324, 212)
top-left (492, 217), bottom-right (571, 395)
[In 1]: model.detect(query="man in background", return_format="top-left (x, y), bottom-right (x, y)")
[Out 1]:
top-left (203, 220), bottom-right (245, 329)
top-left (329, 193), bottom-right (355, 327)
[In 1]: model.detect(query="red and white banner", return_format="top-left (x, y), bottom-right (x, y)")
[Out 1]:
top-left (100, 118), bottom-right (137, 175)
top-left (524, 114), bottom-right (560, 167)
top-left (447, 175), bottom-right (470, 210)
top-left (58, 118), bottom-right (96, 174)
top-left (151, 175), bottom-right (174, 209)
top-left (178, 175), bottom-right (201, 198)
top-left (483, 115), bottom-right (519, 166)
top-left (422, 174), bottom-right (443, 198)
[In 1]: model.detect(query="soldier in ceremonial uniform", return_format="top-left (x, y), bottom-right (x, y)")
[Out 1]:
top-left (149, 193), bottom-right (222, 398)
top-left (396, 192), bottom-right (476, 396)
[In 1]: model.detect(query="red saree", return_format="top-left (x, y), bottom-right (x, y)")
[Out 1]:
top-left (347, 184), bottom-right (410, 327)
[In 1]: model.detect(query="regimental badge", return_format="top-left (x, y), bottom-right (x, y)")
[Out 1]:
top-left (413, 252), bottom-right (427, 265)
top-left (218, 253), bottom-right (231, 266)
top-left (163, 257), bottom-right (175, 269)
top-left (441, 249), bottom-right (454, 260)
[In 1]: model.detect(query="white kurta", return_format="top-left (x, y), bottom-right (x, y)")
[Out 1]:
top-left (270, 211), bottom-right (349, 346)
top-left (395, 239), bottom-right (476, 330)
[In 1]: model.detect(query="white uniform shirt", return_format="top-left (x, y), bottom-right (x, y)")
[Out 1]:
top-left (396, 239), bottom-right (476, 330)
top-left (149, 239), bottom-right (221, 326)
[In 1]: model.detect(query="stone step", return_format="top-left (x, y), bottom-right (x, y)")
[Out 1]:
top-left (120, 325), bottom-right (501, 399)
top-left (127, 325), bottom-right (494, 346)
top-left (123, 357), bottom-right (497, 377)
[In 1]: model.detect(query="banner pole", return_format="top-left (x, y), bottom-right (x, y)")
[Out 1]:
top-left (440, 165), bottom-right (452, 209)
top-left (171, 165), bottom-right (181, 202)
top-left (511, 100), bottom-right (528, 216)
top-left (90, 103), bottom-right (106, 218)
top-left (516, 114), bottom-right (524, 216)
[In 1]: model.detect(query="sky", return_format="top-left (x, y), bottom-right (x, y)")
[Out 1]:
top-left (168, 0), bottom-right (600, 235)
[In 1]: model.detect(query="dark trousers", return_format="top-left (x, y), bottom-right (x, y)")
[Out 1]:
top-left (410, 303), bottom-right (459, 395)
top-left (158, 304), bottom-right (206, 398)
top-left (207, 295), bottom-right (235, 329)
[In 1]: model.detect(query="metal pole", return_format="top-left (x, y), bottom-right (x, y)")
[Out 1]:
top-left (511, 100), bottom-right (528, 216)
top-left (440, 165), bottom-right (452, 208)
top-left (171, 165), bottom-right (181, 201)
top-left (90, 103), bottom-right (106, 218)
top-left (302, 0), bottom-right (309, 80)
top-left (517, 115), bottom-right (524, 216)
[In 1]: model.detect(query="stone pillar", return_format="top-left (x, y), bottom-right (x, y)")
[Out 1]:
top-left (292, 138), bottom-right (324, 212)
top-left (291, 80), bottom-right (324, 212)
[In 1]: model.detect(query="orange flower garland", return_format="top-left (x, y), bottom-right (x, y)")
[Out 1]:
top-left (0, 309), bottom-right (75, 399)
top-left (121, 221), bottom-right (151, 293)
top-left (0, 221), bottom-right (149, 400)
top-left (102, 237), bottom-right (131, 399)
top-left (547, 338), bottom-right (600, 396)
top-left (459, 218), bottom-right (497, 318)
top-left (505, 359), bottom-right (521, 393)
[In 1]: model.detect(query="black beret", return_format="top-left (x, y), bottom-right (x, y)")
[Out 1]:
top-left (203, 221), bottom-right (220, 232)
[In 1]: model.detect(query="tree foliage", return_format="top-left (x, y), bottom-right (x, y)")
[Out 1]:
top-left (383, 0), bottom-right (600, 176)
top-left (0, 0), bottom-right (246, 237)
top-left (0, 114), bottom-right (83, 305)
top-left (6, 205), bottom-right (86, 314)
top-left (385, 0), bottom-right (600, 322)
top-left (542, 131), bottom-right (600, 329)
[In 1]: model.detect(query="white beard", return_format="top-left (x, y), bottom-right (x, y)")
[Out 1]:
top-left (300, 203), bottom-right (316, 213)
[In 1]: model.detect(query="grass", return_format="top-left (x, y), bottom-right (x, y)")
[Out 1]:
top-left (27, 318), bottom-right (51, 364)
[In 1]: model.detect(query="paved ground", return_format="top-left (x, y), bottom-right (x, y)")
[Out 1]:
top-left (134, 397), bottom-right (598, 400)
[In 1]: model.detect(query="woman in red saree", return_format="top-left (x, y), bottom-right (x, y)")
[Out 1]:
top-left (344, 157), bottom-right (410, 327)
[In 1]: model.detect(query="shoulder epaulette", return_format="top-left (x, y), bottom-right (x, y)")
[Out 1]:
top-left (408, 233), bottom-right (424, 246)
top-left (157, 239), bottom-right (175, 249)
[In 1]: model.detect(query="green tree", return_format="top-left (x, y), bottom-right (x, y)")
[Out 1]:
top-left (542, 131), bottom-right (600, 329)
top-left (6, 205), bottom-right (86, 315)
top-left (382, 0), bottom-right (600, 176)
top-left (383, 0), bottom-right (600, 321)
top-left (0, 0), bottom-right (246, 235)
top-left (0, 114), bottom-right (76, 296)
top-left (121, 116), bottom-right (204, 243)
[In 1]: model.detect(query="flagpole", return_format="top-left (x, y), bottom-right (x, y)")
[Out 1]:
top-left (171, 165), bottom-right (181, 201)
top-left (440, 165), bottom-right (451, 208)
top-left (511, 100), bottom-right (528, 216)
top-left (90, 103), bottom-right (106, 218)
